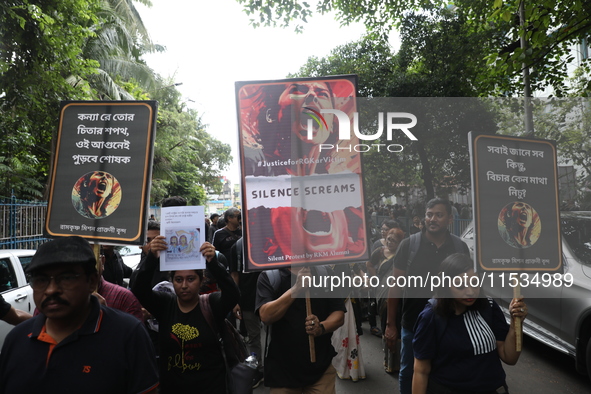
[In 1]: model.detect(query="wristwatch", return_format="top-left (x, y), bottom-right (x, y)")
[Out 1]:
top-left (319, 323), bottom-right (326, 335)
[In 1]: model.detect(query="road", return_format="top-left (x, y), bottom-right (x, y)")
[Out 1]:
top-left (254, 321), bottom-right (590, 393)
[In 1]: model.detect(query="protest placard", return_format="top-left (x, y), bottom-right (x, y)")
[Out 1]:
top-left (159, 206), bottom-right (206, 271)
top-left (236, 75), bottom-right (369, 271)
top-left (45, 101), bottom-right (157, 244)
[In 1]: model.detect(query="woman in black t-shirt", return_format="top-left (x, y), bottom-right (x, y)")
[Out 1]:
top-left (412, 253), bottom-right (527, 394)
top-left (132, 238), bottom-right (239, 394)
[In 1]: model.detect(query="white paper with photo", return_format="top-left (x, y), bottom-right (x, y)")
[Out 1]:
top-left (160, 206), bottom-right (205, 270)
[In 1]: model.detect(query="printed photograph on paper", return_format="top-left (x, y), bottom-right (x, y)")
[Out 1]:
top-left (160, 205), bottom-right (205, 270)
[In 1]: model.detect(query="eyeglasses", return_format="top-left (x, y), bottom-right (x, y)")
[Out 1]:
top-left (28, 273), bottom-right (84, 290)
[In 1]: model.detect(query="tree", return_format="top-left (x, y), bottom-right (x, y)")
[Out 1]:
top-left (80, 0), bottom-right (163, 100)
top-left (237, 0), bottom-right (591, 96)
top-left (0, 0), bottom-right (102, 200)
top-left (291, 11), bottom-right (498, 201)
top-left (146, 84), bottom-right (232, 206)
top-left (0, 0), bottom-right (164, 200)
top-left (492, 96), bottom-right (591, 207)
top-left (288, 35), bottom-right (412, 204)
top-left (288, 34), bottom-right (396, 98)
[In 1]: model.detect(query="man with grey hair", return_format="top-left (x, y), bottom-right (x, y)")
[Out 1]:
top-left (0, 236), bottom-right (158, 394)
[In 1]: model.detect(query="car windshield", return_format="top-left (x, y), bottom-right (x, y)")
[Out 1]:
top-left (119, 245), bottom-right (143, 256)
top-left (561, 212), bottom-right (591, 264)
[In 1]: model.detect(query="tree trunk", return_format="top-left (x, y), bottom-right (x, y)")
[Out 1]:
top-left (416, 142), bottom-right (435, 201)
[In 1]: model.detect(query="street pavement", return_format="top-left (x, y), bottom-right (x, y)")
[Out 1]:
top-left (253, 321), bottom-right (399, 393)
top-left (254, 320), bottom-right (591, 393)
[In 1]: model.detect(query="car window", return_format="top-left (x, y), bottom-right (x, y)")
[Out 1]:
top-left (462, 226), bottom-right (474, 240)
top-left (0, 258), bottom-right (19, 292)
top-left (561, 216), bottom-right (591, 264)
top-left (119, 245), bottom-right (142, 256)
top-left (18, 256), bottom-right (33, 275)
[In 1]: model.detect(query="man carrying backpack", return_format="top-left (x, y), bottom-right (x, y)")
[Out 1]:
top-left (384, 198), bottom-right (470, 394)
top-left (255, 266), bottom-right (345, 393)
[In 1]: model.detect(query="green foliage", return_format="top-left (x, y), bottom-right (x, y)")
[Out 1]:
top-left (1, 1), bottom-right (231, 207)
top-left (237, 0), bottom-right (591, 96)
top-left (492, 96), bottom-right (591, 205)
top-left (81, 0), bottom-right (162, 100)
top-left (395, 9), bottom-right (501, 97)
top-left (291, 18), bottom-right (498, 202)
top-left (288, 34), bottom-right (395, 97)
top-left (485, 0), bottom-right (591, 96)
top-left (117, 77), bottom-right (151, 100)
top-left (148, 84), bottom-right (232, 205)
top-left (237, 0), bottom-right (314, 33)
top-left (0, 0), bottom-right (102, 199)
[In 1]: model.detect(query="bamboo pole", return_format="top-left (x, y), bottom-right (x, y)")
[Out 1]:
top-left (305, 289), bottom-right (316, 363)
top-left (513, 283), bottom-right (522, 351)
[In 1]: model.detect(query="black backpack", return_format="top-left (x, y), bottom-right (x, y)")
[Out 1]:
top-left (199, 293), bottom-right (248, 366)
top-left (200, 293), bottom-right (254, 394)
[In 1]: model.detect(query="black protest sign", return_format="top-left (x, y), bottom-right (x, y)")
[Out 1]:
top-left (45, 101), bottom-right (157, 244)
top-left (469, 133), bottom-right (562, 271)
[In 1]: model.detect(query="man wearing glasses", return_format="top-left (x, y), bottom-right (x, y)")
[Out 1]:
top-left (0, 236), bottom-right (158, 394)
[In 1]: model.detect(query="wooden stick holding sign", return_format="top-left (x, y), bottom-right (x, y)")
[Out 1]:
top-left (513, 283), bottom-right (522, 352)
top-left (468, 134), bottom-right (562, 355)
top-left (91, 243), bottom-right (107, 305)
top-left (93, 243), bottom-right (101, 273)
top-left (305, 289), bottom-right (316, 363)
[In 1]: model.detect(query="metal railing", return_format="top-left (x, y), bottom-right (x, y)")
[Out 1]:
top-left (0, 197), bottom-right (49, 250)
top-left (370, 214), bottom-right (471, 239)
top-left (0, 199), bottom-right (163, 250)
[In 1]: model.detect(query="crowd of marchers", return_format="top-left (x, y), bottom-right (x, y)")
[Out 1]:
top-left (0, 196), bottom-right (527, 394)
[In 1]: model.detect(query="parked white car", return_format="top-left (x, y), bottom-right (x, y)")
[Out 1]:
top-left (119, 245), bottom-right (143, 271)
top-left (0, 250), bottom-right (35, 348)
